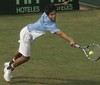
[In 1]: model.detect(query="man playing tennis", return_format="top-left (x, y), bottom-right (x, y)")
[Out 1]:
top-left (4, 3), bottom-right (75, 81)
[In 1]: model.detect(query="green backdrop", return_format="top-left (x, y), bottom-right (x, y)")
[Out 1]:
top-left (0, 0), bottom-right (79, 15)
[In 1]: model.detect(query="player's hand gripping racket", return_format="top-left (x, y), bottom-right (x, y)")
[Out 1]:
top-left (74, 43), bottom-right (100, 61)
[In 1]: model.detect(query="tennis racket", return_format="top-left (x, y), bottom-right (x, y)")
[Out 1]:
top-left (74, 43), bottom-right (100, 61)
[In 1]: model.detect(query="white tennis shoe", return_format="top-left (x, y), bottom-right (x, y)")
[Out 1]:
top-left (4, 62), bottom-right (13, 81)
top-left (4, 69), bottom-right (12, 81)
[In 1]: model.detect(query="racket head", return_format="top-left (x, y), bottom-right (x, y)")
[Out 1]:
top-left (84, 43), bottom-right (100, 61)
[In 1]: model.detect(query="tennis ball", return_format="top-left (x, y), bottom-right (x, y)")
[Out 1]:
top-left (89, 51), bottom-right (94, 55)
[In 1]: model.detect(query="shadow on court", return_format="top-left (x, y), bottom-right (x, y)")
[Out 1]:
top-left (9, 76), bottom-right (100, 85)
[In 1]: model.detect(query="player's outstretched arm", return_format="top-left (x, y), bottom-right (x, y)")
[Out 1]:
top-left (55, 31), bottom-right (75, 46)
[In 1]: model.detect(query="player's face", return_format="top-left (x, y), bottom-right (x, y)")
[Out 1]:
top-left (48, 10), bottom-right (56, 21)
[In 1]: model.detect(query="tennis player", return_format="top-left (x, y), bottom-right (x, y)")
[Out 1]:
top-left (4, 2), bottom-right (75, 81)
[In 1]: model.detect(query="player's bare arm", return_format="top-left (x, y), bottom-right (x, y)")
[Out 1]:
top-left (54, 1), bottom-right (69, 7)
top-left (55, 31), bottom-right (75, 46)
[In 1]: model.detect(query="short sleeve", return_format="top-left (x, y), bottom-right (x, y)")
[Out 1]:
top-left (47, 24), bottom-right (60, 33)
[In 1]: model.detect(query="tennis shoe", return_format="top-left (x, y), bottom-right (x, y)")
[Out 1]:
top-left (4, 62), bottom-right (13, 81)
top-left (4, 68), bottom-right (12, 81)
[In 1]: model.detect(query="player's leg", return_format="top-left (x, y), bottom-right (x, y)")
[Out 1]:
top-left (7, 55), bottom-right (30, 70)
top-left (4, 55), bottom-right (30, 81)
top-left (9, 26), bottom-right (32, 68)
top-left (4, 50), bottom-right (31, 81)
top-left (4, 26), bottom-right (32, 81)
top-left (9, 51), bottom-right (22, 67)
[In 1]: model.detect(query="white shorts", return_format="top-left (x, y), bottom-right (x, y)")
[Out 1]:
top-left (18, 26), bottom-right (32, 57)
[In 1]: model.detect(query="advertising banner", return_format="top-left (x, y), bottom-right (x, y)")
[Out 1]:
top-left (0, 0), bottom-right (79, 15)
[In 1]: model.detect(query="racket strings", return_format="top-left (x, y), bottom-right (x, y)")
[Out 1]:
top-left (88, 44), bottom-right (100, 61)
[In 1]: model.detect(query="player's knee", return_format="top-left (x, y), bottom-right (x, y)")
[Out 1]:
top-left (23, 57), bottom-right (30, 62)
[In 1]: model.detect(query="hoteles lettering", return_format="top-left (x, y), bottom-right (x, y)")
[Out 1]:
top-left (15, 0), bottom-right (74, 14)
top-left (16, 6), bottom-right (40, 13)
top-left (16, 0), bottom-right (40, 13)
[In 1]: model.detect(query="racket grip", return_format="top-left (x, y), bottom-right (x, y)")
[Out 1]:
top-left (74, 44), bottom-right (81, 48)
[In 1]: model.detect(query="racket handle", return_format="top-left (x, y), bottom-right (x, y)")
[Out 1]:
top-left (74, 44), bottom-right (81, 48)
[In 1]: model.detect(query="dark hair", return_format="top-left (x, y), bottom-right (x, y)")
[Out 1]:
top-left (44, 4), bottom-right (56, 15)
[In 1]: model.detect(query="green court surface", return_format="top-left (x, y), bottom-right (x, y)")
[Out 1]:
top-left (0, 10), bottom-right (100, 85)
